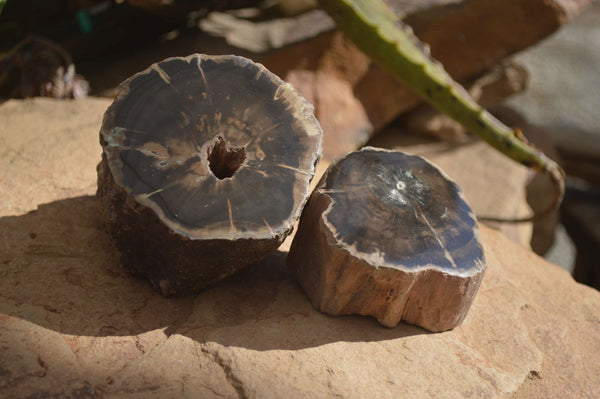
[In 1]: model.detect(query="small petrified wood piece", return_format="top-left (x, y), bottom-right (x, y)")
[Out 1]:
top-left (288, 147), bottom-right (485, 332)
top-left (98, 54), bottom-right (322, 296)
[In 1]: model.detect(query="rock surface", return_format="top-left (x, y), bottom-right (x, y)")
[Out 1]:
top-left (502, 0), bottom-right (600, 273)
top-left (1, 98), bottom-right (599, 398)
top-left (0, 97), bottom-right (110, 216)
top-left (507, 1), bottom-right (600, 137)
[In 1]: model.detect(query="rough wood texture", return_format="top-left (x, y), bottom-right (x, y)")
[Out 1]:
top-left (98, 54), bottom-right (322, 296)
top-left (288, 147), bottom-right (485, 331)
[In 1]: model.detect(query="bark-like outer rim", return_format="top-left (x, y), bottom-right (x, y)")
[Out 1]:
top-left (100, 53), bottom-right (323, 241)
top-left (318, 146), bottom-right (486, 278)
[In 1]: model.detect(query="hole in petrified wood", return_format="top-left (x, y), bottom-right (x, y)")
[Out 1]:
top-left (208, 136), bottom-right (246, 180)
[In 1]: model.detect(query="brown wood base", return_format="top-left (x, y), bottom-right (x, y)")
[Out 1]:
top-left (288, 148), bottom-right (486, 332)
top-left (97, 156), bottom-right (282, 296)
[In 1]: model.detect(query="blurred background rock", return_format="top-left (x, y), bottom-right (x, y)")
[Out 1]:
top-left (508, 0), bottom-right (600, 286)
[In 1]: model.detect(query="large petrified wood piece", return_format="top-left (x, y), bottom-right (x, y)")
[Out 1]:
top-left (98, 54), bottom-right (322, 296)
top-left (288, 147), bottom-right (485, 331)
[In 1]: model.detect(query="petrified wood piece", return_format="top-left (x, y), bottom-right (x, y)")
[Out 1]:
top-left (98, 54), bottom-right (322, 296)
top-left (288, 147), bottom-right (485, 331)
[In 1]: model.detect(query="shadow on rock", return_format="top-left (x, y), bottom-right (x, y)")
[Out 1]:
top-left (0, 195), bottom-right (427, 350)
top-left (175, 251), bottom-right (428, 351)
top-left (0, 195), bottom-right (194, 338)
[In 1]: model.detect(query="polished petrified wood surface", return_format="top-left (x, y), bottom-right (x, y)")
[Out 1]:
top-left (98, 54), bottom-right (322, 296)
top-left (288, 147), bottom-right (485, 331)
top-left (101, 54), bottom-right (321, 239)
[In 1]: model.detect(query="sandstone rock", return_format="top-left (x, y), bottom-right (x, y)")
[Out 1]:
top-left (0, 97), bottom-right (111, 217)
top-left (506, 2), bottom-right (600, 138)
top-left (1, 97), bottom-right (599, 399)
top-left (502, 2), bottom-right (600, 273)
